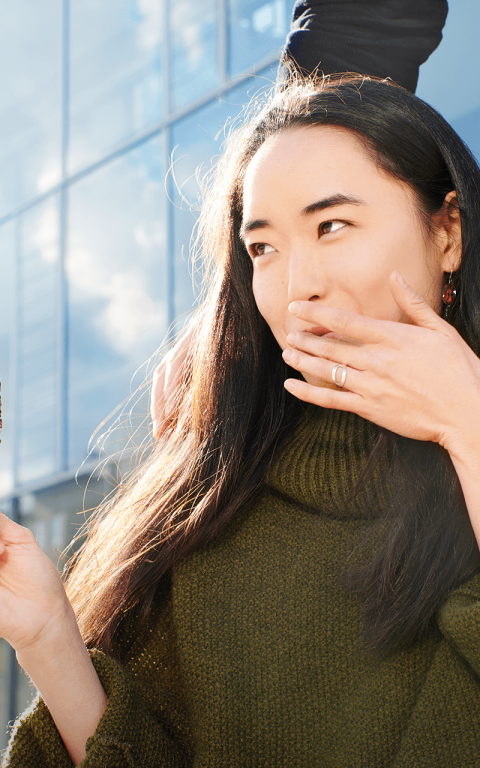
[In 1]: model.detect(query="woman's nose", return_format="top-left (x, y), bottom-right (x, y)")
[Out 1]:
top-left (287, 251), bottom-right (324, 303)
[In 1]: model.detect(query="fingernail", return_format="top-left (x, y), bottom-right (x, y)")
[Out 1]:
top-left (395, 271), bottom-right (407, 288)
top-left (282, 348), bottom-right (293, 362)
top-left (286, 332), bottom-right (297, 345)
top-left (289, 301), bottom-right (301, 315)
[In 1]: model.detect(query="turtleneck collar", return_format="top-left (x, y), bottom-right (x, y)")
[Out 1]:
top-left (266, 406), bottom-right (388, 518)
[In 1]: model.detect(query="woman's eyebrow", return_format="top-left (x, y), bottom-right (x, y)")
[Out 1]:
top-left (240, 218), bottom-right (271, 241)
top-left (301, 193), bottom-right (366, 216)
top-left (240, 193), bottom-right (366, 241)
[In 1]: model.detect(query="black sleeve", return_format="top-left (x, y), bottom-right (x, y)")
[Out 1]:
top-left (278, 0), bottom-right (448, 93)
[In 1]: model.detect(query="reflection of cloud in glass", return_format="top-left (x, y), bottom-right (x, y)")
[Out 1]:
top-left (67, 138), bottom-right (168, 466)
top-left (137, 0), bottom-right (163, 50)
top-left (67, 248), bottom-right (165, 353)
top-left (67, 247), bottom-right (115, 298)
top-left (16, 199), bottom-right (59, 485)
top-left (228, 0), bottom-right (287, 76)
top-left (34, 206), bottom-right (59, 264)
top-left (134, 219), bottom-right (165, 249)
top-left (252, 1), bottom-right (285, 37)
top-left (179, 22), bottom-right (204, 69)
top-left (0, 0), bottom-right (62, 215)
top-left (69, 0), bottom-right (163, 174)
top-left (101, 275), bottom-right (164, 352)
top-left (67, 138), bottom-right (167, 362)
top-left (37, 158), bottom-right (62, 195)
top-left (172, 0), bottom-right (215, 70)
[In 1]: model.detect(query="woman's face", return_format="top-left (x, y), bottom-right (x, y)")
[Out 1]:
top-left (241, 126), bottom-right (457, 384)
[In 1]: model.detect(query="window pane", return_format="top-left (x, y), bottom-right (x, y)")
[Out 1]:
top-left (0, 222), bottom-right (15, 496)
top-left (18, 471), bottom-right (112, 564)
top-left (69, 0), bottom-right (164, 174)
top-left (228, 0), bottom-right (288, 76)
top-left (67, 136), bottom-right (168, 468)
top-left (171, 101), bottom-right (237, 320)
top-left (17, 200), bottom-right (60, 485)
top-left (416, 0), bottom-right (480, 162)
top-left (0, 1), bottom-right (62, 218)
top-left (171, 0), bottom-right (218, 110)
top-left (171, 76), bottom-right (273, 320)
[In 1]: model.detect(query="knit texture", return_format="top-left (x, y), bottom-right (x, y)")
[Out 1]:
top-left (3, 407), bottom-right (480, 767)
top-left (2, 648), bottom-right (186, 768)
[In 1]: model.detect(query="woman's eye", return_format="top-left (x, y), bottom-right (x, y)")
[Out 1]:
top-left (319, 220), bottom-right (347, 236)
top-left (249, 242), bottom-right (276, 257)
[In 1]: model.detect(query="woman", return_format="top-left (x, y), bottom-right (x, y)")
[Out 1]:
top-left (152, 0), bottom-right (449, 435)
top-left (3, 72), bottom-right (480, 768)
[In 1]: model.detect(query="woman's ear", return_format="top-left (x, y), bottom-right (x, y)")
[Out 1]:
top-left (437, 190), bottom-right (462, 272)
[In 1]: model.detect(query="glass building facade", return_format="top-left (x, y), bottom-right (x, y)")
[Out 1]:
top-left (0, 0), bottom-right (479, 752)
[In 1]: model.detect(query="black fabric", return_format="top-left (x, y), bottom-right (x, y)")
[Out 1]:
top-left (279, 0), bottom-right (448, 92)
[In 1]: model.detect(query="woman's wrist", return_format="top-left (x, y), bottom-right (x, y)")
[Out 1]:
top-left (16, 607), bottom-right (108, 766)
top-left (442, 401), bottom-right (480, 468)
top-left (17, 602), bottom-right (85, 674)
top-left (440, 407), bottom-right (480, 549)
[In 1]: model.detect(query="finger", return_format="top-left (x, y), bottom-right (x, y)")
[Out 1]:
top-left (0, 509), bottom-right (18, 534)
top-left (390, 271), bottom-right (443, 330)
top-left (151, 362), bottom-right (167, 438)
top-left (288, 301), bottom-right (386, 344)
top-left (282, 347), bottom-right (362, 391)
top-left (284, 377), bottom-right (364, 413)
top-left (0, 510), bottom-right (34, 544)
top-left (163, 339), bottom-right (190, 420)
top-left (0, 513), bottom-right (8, 554)
top-left (286, 332), bottom-right (368, 370)
top-left (151, 330), bottom-right (192, 438)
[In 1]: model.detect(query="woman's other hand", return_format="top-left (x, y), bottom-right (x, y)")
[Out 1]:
top-left (0, 509), bottom-right (72, 654)
top-left (0, 509), bottom-right (109, 765)
top-left (151, 323), bottom-right (195, 438)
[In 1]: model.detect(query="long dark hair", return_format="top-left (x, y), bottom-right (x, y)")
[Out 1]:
top-left (66, 75), bottom-right (480, 656)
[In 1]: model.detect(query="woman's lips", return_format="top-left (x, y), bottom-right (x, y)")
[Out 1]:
top-left (308, 327), bottom-right (341, 339)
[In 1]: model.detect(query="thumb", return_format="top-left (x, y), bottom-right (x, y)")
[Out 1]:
top-left (151, 362), bottom-right (166, 438)
top-left (390, 271), bottom-right (441, 330)
top-left (0, 509), bottom-right (33, 544)
top-left (0, 508), bottom-right (15, 533)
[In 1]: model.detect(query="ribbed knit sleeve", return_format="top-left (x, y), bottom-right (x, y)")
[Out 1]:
top-left (2, 650), bottom-right (186, 768)
top-left (437, 572), bottom-right (480, 679)
top-left (278, 0), bottom-right (448, 92)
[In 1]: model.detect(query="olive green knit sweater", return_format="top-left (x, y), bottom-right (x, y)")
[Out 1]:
top-left (3, 407), bottom-right (480, 767)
